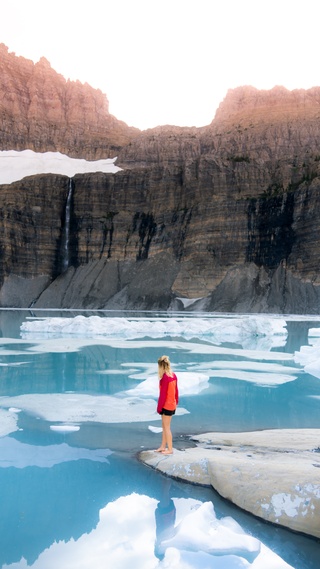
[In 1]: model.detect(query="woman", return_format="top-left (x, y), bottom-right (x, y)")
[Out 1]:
top-left (155, 355), bottom-right (179, 455)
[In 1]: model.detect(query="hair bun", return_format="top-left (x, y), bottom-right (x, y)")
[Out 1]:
top-left (158, 355), bottom-right (170, 365)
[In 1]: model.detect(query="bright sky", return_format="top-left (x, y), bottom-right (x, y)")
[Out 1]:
top-left (1, 0), bottom-right (319, 130)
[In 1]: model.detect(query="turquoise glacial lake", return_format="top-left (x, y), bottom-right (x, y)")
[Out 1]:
top-left (0, 309), bottom-right (319, 569)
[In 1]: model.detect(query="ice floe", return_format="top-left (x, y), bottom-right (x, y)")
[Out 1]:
top-left (0, 393), bottom-right (189, 425)
top-left (49, 425), bottom-right (80, 433)
top-left (292, 326), bottom-right (320, 379)
top-left (126, 372), bottom-right (210, 398)
top-left (160, 499), bottom-right (260, 560)
top-left (0, 361), bottom-right (28, 366)
top-left (0, 362), bottom-right (215, 434)
top-left (0, 149), bottom-right (121, 185)
top-left (148, 425), bottom-right (163, 433)
top-left (0, 437), bottom-right (111, 468)
top-left (191, 361), bottom-right (298, 374)
top-left (202, 370), bottom-right (297, 386)
top-left (188, 361), bottom-right (298, 385)
top-left (1, 335), bottom-right (295, 368)
top-left (20, 315), bottom-right (288, 349)
top-left (308, 327), bottom-right (320, 336)
top-left (294, 341), bottom-right (320, 379)
top-left (3, 493), bottom-right (292, 568)
top-left (0, 408), bottom-right (19, 437)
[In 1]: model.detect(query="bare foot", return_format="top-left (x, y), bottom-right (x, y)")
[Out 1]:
top-left (161, 450), bottom-right (173, 455)
top-left (154, 447), bottom-right (166, 452)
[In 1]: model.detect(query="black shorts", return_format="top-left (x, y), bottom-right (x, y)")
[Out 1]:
top-left (160, 408), bottom-right (176, 416)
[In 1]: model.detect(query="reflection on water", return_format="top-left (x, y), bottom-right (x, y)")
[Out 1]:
top-left (154, 477), bottom-right (177, 561)
top-left (0, 309), bottom-right (319, 568)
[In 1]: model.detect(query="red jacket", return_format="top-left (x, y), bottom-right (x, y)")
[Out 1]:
top-left (157, 372), bottom-right (179, 414)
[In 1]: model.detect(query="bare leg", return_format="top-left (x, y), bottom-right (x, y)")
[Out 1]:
top-left (161, 415), bottom-right (173, 454)
top-left (155, 415), bottom-right (167, 451)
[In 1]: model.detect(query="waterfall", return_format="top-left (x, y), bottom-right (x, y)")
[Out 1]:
top-left (61, 178), bottom-right (74, 272)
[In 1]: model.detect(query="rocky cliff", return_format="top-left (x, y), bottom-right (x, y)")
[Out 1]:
top-left (0, 44), bottom-right (139, 159)
top-left (1, 46), bottom-right (320, 313)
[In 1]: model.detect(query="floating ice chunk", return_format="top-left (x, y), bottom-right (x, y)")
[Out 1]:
top-left (20, 315), bottom-right (287, 347)
top-left (162, 547), bottom-right (250, 568)
top-left (162, 501), bottom-right (260, 561)
top-left (0, 408), bottom-right (19, 437)
top-left (294, 344), bottom-right (319, 366)
top-left (97, 368), bottom-right (136, 375)
top-left (9, 407), bottom-right (22, 413)
top-left (178, 372), bottom-right (210, 394)
top-left (207, 370), bottom-right (297, 386)
top-left (50, 425), bottom-right (80, 433)
top-left (0, 393), bottom-right (189, 424)
top-left (192, 360), bottom-right (299, 373)
top-left (0, 149), bottom-right (122, 185)
top-left (305, 360), bottom-right (320, 379)
top-left (148, 426), bottom-right (163, 433)
top-left (124, 361), bottom-right (158, 380)
top-left (13, 493), bottom-right (292, 568)
top-left (185, 343), bottom-right (294, 361)
top-left (308, 327), bottom-right (320, 336)
top-left (179, 363), bottom-right (298, 387)
top-left (0, 361), bottom-right (28, 366)
top-left (294, 342), bottom-right (320, 379)
top-left (125, 372), bottom-right (209, 398)
top-left (11, 332), bottom-right (295, 360)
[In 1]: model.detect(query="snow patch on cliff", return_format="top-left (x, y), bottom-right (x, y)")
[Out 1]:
top-left (0, 149), bottom-right (121, 184)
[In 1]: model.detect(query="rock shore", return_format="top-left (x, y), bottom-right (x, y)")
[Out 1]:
top-left (139, 429), bottom-right (320, 539)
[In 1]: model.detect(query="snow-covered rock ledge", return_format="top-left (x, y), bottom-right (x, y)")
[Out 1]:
top-left (0, 150), bottom-right (122, 184)
top-left (139, 429), bottom-right (320, 539)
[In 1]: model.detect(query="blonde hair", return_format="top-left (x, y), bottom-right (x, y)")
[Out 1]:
top-left (158, 355), bottom-right (172, 377)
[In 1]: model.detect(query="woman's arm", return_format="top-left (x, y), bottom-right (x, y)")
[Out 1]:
top-left (175, 376), bottom-right (179, 405)
top-left (157, 375), bottom-right (169, 414)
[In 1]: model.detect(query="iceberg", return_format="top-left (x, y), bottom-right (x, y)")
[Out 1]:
top-left (20, 315), bottom-right (288, 347)
top-left (7, 493), bottom-right (292, 568)
top-left (294, 340), bottom-right (320, 379)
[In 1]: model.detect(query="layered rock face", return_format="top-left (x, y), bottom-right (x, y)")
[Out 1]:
top-left (114, 88), bottom-right (320, 313)
top-left (0, 44), bottom-right (139, 159)
top-left (1, 46), bottom-right (320, 312)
